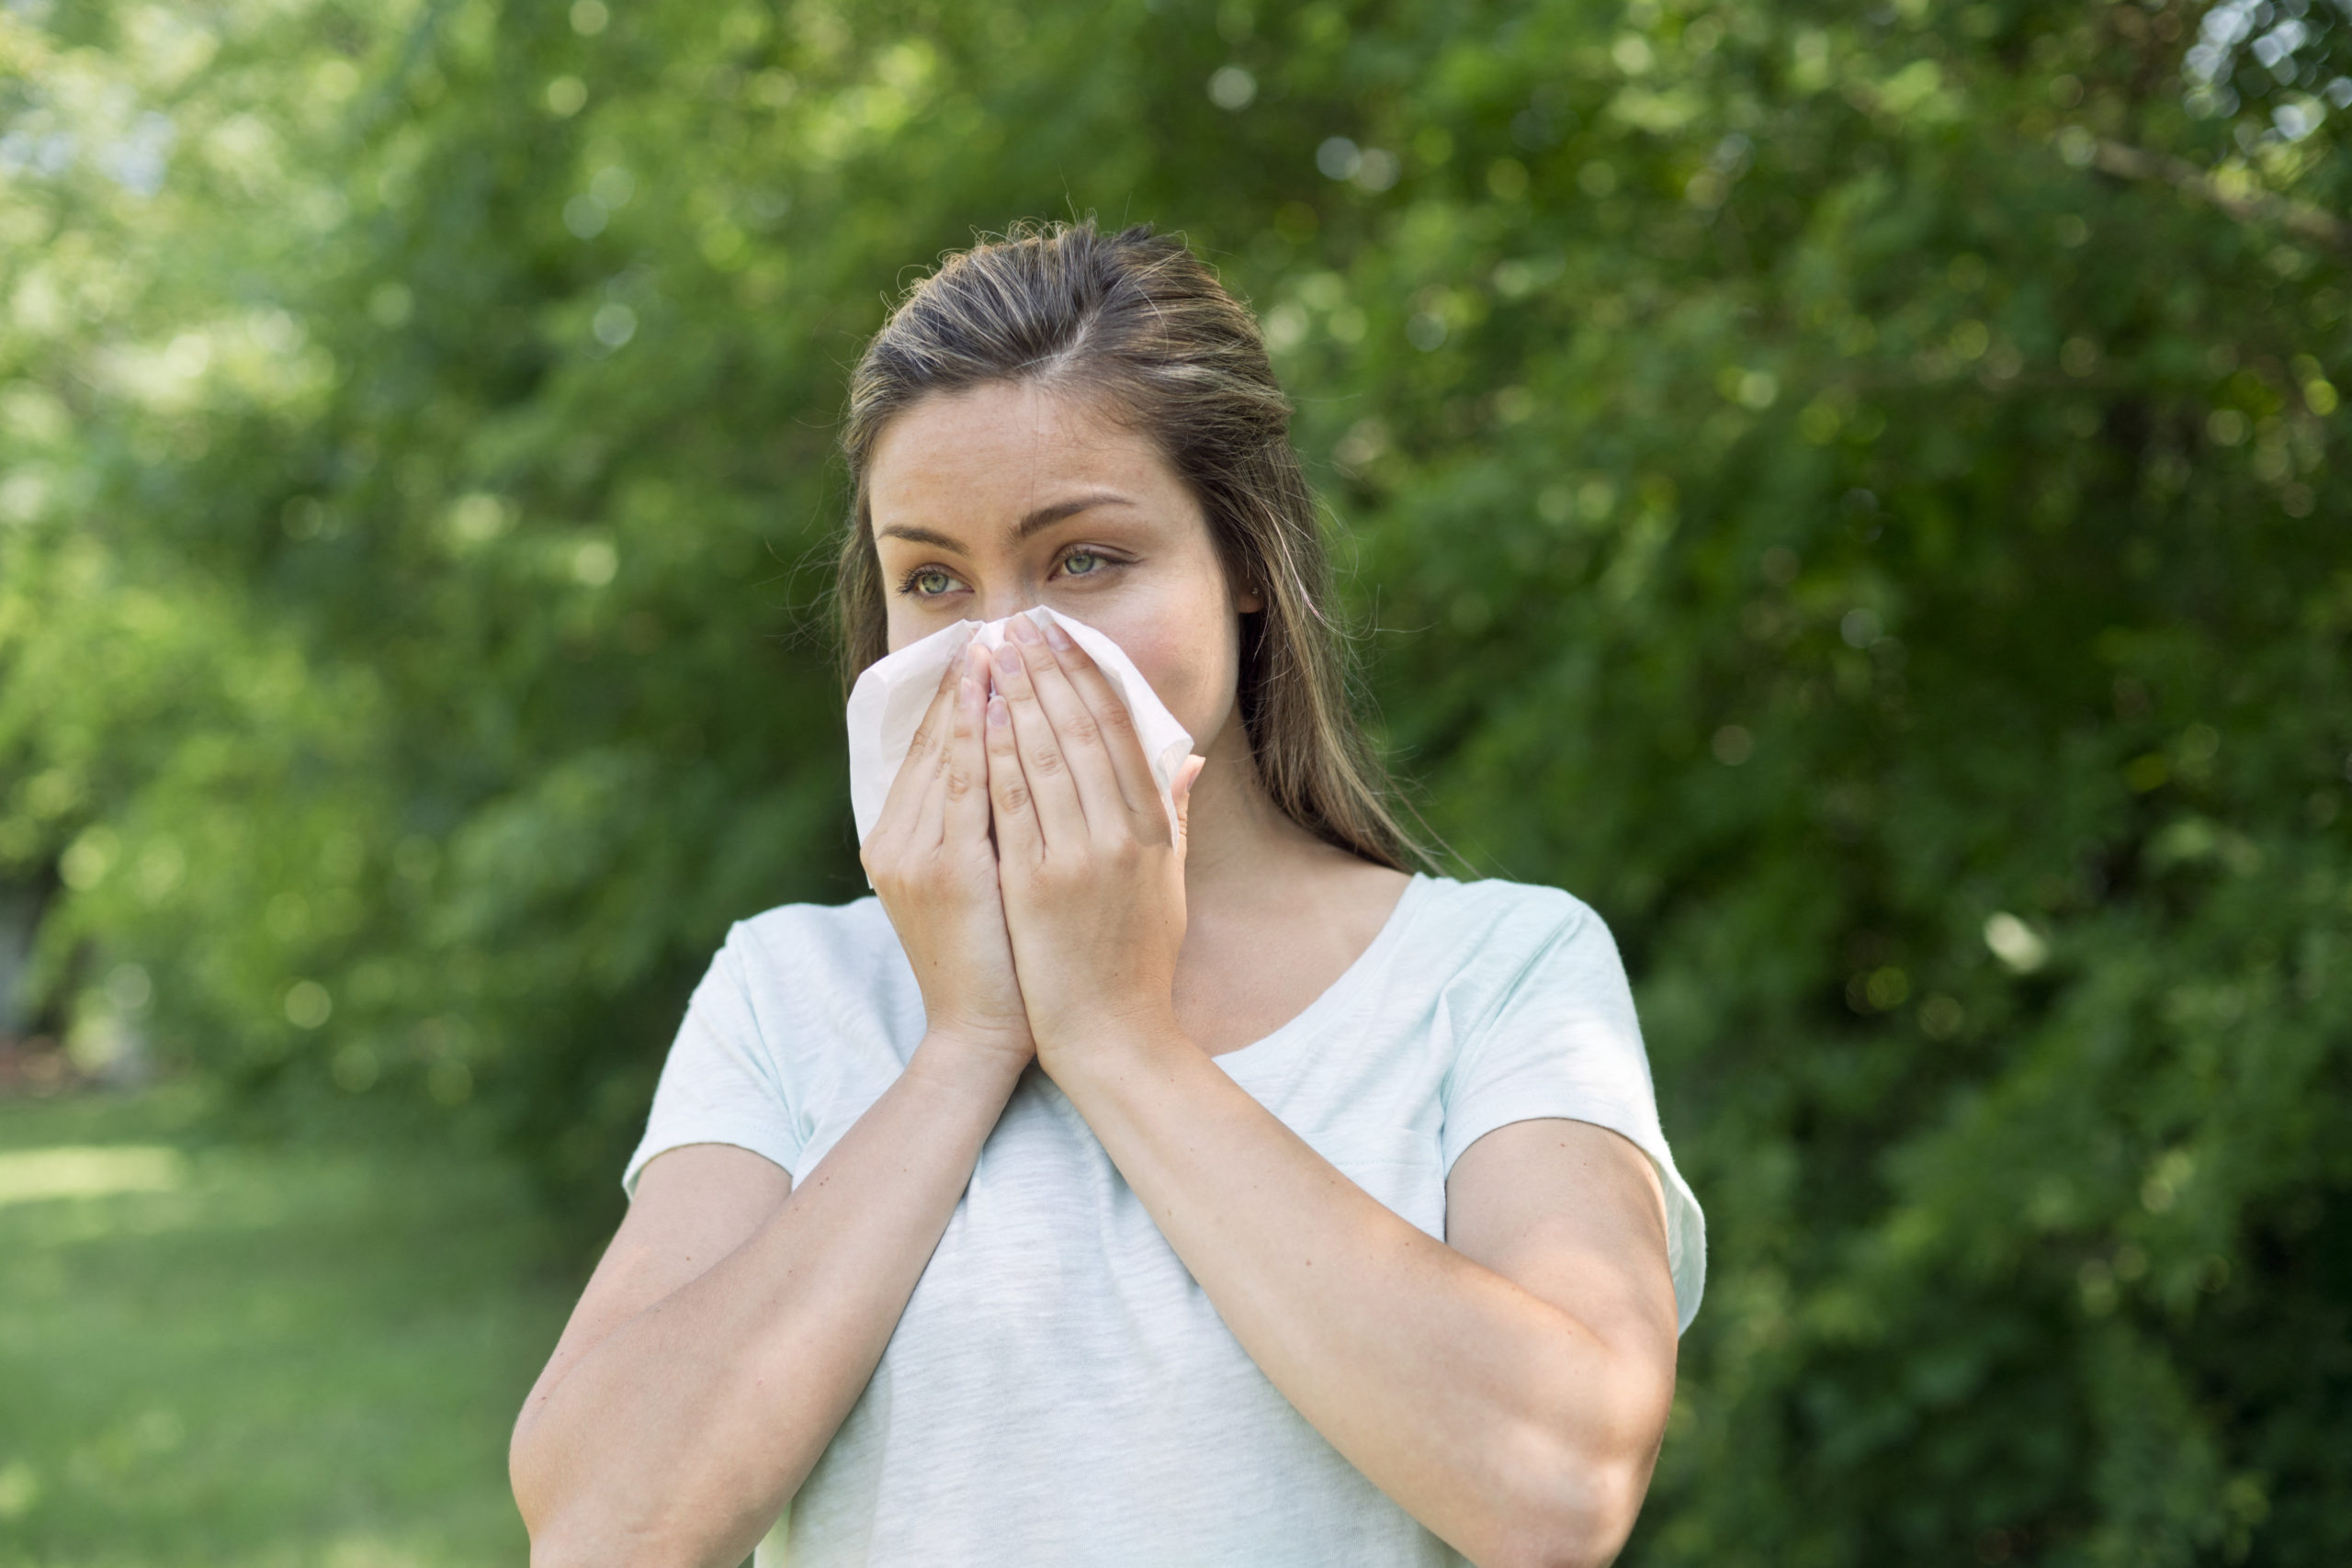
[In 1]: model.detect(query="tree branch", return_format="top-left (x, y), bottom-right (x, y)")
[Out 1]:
top-left (2092, 138), bottom-right (2352, 251)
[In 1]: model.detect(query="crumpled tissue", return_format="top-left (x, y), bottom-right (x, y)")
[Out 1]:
top-left (846, 605), bottom-right (1194, 852)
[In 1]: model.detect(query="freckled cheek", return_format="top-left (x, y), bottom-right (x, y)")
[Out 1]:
top-left (1112, 626), bottom-right (1236, 745)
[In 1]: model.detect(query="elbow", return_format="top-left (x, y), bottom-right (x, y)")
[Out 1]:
top-left (509, 1438), bottom-right (670, 1568)
top-left (524, 1535), bottom-right (628, 1568)
top-left (1489, 1337), bottom-right (1677, 1568)
top-left (513, 1438), bottom-right (756, 1568)
top-left (514, 1464), bottom-right (704, 1568)
top-left (1476, 1384), bottom-right (1670, 1568)
top-left (508, 1426), bottom-right (570, 1565)
top-left (524, 1532), bottom-right (595, 1568)
top-left (512, 1482), bottom-right (602, 1568)
top-left (1522, 1452), bottom-right (1655, 1568)
top-left (524, 1516), bottom-right (703, 1568)
top-left (512, 1407), bottom-right (782, 1568)
top-left (1476, 1458), bottom-right (1652, 1568)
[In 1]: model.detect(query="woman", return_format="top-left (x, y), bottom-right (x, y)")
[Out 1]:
top-left (510, 220), bottom-right (1704, 1568)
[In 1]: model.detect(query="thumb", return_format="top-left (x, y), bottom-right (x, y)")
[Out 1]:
top-left (1172, 754), bottom-right (1206, 851)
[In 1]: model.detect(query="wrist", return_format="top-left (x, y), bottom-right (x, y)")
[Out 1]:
top-left (1034, 1010), bottom-right (1190, 1091)
top-left (907, 1031), bottom-right (1034, 1097)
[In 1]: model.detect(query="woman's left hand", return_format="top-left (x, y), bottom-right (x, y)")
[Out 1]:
top-left (979, 615), bottom-right (1205, 1069)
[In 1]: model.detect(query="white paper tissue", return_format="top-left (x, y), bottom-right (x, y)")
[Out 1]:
top-left (846, 605), bottom-right (1195, 848)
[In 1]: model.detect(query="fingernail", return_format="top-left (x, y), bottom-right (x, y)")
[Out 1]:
top-left (1042, 618), bottom-right (1073, 650)
top-left (992, 643), bottom-right (1023, 676)
top-left (987, 693), bottom-right (1010, 727)
top-left (1008, 614), bottom-right (1042, 645)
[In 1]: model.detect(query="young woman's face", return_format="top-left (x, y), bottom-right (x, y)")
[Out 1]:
top-left (865, 379), bottom-right (1262, 753)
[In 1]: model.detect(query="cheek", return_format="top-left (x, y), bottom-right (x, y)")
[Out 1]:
top-left (1091, 606), bottom-right (1239, 746)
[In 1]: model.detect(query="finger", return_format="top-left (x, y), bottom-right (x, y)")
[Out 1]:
top-left (1035, 617), bottom-right (1167, 841)
top-left (989, 637), bottom-right (1089, 850)
top-left (943, 651), bottom-right (991, 849)
top-left (902, 652), bottom-right (967, 832)
top-left (983, 690), bottom-right (1044, 868)
top-left (1172, 754), bottom-right (1206, 863)
top-left (874, 641), bottom-right (967, 840)
top-left (907, 688), bottom-right (956, 852)
top-left (1007, 616), bottom-right (1134, 834)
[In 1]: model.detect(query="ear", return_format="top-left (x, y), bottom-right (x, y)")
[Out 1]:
top-left (1234, 581), bottom-right (1265, 615)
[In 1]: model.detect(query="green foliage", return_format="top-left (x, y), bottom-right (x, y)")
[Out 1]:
top-left (4, 0), bottom-right (2347, 1559)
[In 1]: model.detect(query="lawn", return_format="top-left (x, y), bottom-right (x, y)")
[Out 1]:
top-left (0, 1083), bottom-right (578, 1566)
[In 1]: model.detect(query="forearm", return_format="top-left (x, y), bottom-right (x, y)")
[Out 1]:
top-left (1048, 1030), bottom-right (1670, 1568)
top-left (515, 1039), bottom-right (1027, 1568)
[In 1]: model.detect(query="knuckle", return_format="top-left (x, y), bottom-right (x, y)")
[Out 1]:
top-left (1029, 746), bottom-right (1067, 778)
top-left (1095, 700), bottom-right (1136, 736)
top-left (1060, 711), bottom-right (1102, 748)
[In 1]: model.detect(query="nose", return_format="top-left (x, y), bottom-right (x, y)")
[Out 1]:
top-left (970, 582), bottom-right (1044, 626)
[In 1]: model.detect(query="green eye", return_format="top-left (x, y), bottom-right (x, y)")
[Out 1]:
top-left (1062, 551), bottom-right (1102, 577)
top-left (910, 569), bottom-right (956, 596)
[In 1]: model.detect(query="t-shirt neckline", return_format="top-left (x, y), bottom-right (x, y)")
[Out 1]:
top-left (1208, 870), bottom-right (1433, 1077)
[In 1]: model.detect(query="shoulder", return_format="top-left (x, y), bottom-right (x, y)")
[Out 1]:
top-left (1405, 874), bottom-right (1634, 1032)
top-left (725, 894), bottom-right (896, 964)
top-left (1413, 874), bottom-right (1613, 968)
top-left (707, 896), bottom-right (908, 1010)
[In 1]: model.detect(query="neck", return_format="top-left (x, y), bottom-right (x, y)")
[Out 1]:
top-left (1180, 728), bottom-right (1336, 909)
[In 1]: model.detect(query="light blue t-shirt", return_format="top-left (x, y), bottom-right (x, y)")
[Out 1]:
top-left (626, 872), bottom-right (1705, 1567)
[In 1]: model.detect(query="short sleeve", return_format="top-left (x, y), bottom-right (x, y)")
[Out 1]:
top-left (621, 929), bottom-right (807, 1198)
top-left (1441, 899), bottom-right (1707, 1333)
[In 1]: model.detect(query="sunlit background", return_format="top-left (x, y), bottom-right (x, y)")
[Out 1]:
top-left (4, 0), bottom-right (2349, 1562)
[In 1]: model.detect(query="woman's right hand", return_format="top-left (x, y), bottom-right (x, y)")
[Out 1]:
top-left (861, 639), bottom-right (1035, 1068)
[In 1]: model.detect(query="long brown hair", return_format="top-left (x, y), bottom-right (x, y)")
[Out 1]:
top-left (835, 219), bottom-right (1432, 873)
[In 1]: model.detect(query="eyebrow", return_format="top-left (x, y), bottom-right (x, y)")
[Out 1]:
top-left (873, 491), bottom-right (1136, 554)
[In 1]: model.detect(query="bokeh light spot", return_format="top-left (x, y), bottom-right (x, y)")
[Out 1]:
top-left (285, 980), bottom-right (333, 1029)
top-left (1207, 65), bottom-right (1256, 110)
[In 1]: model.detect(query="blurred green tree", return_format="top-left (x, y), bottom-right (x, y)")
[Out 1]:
top-left (3, 0), bottom-right (2347, 1560)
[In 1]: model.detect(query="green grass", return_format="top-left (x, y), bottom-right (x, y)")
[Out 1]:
top-left (0, 1083), bottom-right (577, 1566)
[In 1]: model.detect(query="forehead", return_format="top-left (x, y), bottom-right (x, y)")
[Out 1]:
top-left (866, 381), bottom-right (1179, 517)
